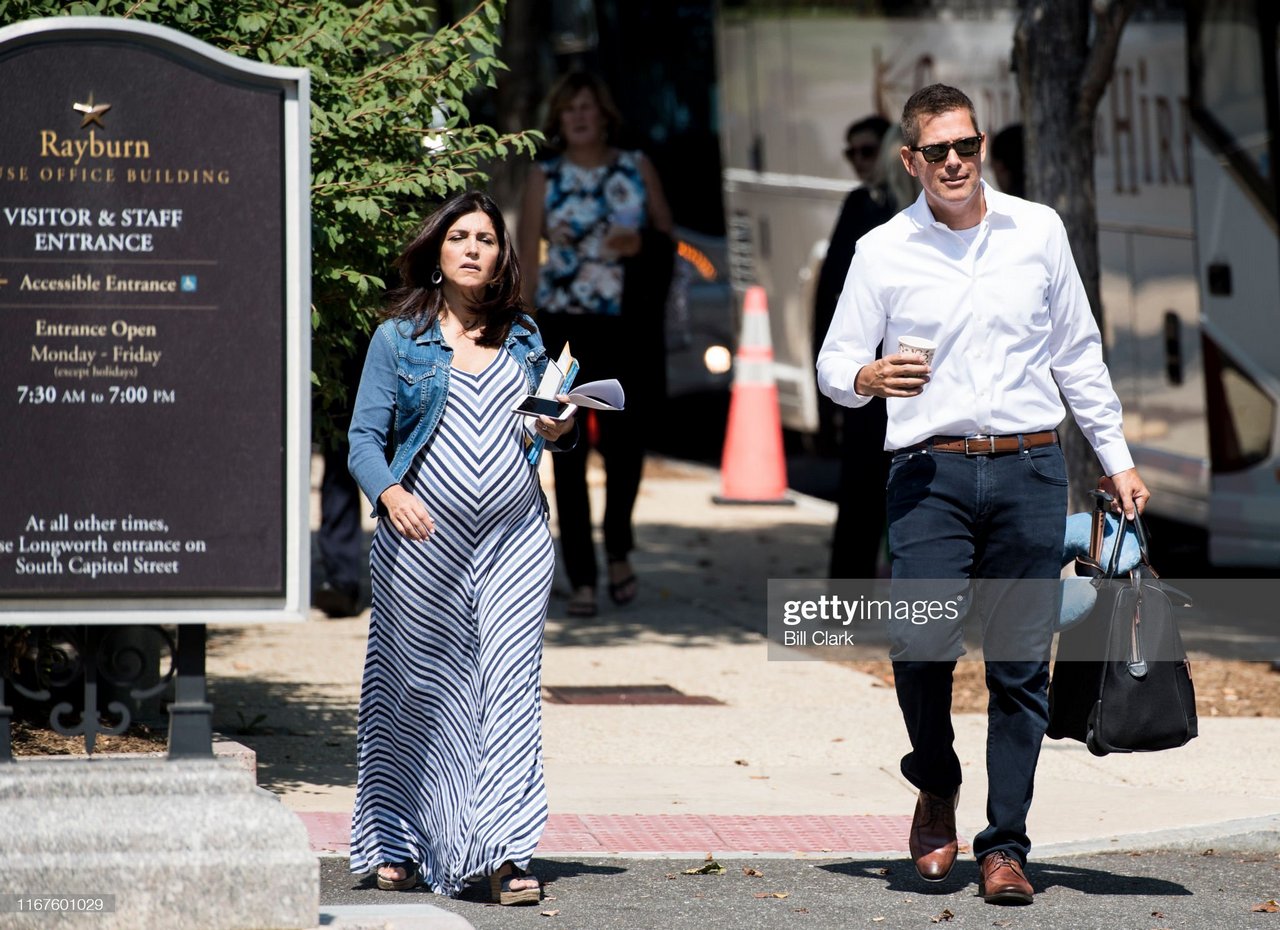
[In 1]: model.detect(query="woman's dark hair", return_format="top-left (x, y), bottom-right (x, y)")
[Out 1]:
top-left (845, 114), bottom-right (890, 144)
top-left (382, 190), bottom-right (530, 346)
top-left (540, 71), bottom-right (624, 152)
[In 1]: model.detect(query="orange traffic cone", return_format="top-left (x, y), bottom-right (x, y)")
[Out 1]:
top-left (714, 285), bottom-right (794, 505)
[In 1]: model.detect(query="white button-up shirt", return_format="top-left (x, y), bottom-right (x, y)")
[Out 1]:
top-left (816, 182), bottom-right (1134, 476)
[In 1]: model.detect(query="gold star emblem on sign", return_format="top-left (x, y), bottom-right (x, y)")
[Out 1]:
top-left (73, 93), bottom-right (111, 128)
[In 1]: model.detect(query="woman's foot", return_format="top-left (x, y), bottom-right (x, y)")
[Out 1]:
top-left (489, 861), bottom-right (542, 905)
top-left (567, 585), bottom-right (598, 617)
top-left (376, 861), bottom-right (418, 891)
top-left (607, 560), bottom-right (637, 606)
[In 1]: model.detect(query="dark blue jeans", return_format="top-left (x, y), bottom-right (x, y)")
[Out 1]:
top-left (321, 441), bottom-right (364, 597)
top-left (886, 442), bottom-right (1067, 864)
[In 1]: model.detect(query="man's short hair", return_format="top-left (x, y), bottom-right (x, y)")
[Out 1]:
top-left (900, 84), bottom-right (980, 147)
top-left (845, 114), bottom-right (891, 144)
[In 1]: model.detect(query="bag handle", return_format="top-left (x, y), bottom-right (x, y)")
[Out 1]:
top-left (1093, 489), bottom-right (1195, 614)
top-left (1090, 491), bottom-right (1152, 578)
top-left (1131, 508), bottom-right (1152, 566)
top-left (1104, 509), bottom-right (1131, 579)
top-left (1091, 489), bottom-right (1125, 578)
top-left (1092, 488), bottom-right (1153, 578)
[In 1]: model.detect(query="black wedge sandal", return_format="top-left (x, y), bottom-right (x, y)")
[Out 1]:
top-left (607, 560), bottom-right (637, 606)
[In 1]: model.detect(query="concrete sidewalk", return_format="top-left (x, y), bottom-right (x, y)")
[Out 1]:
top-left (206, 455), bottom-right (1280, 927)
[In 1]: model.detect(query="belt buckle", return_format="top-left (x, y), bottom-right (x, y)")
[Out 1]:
top-left (964, 434), bottom-right (996, 455)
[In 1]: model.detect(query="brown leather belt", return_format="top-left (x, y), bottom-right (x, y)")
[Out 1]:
top-left (897, 431), bottom-right (1059, 456)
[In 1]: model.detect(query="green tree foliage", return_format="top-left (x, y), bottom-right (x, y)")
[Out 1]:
top-left (0, 0), bottom-right (539, 443)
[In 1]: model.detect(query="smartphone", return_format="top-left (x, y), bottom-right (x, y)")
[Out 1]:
top-left (512, 395), bottom-right (576, 421)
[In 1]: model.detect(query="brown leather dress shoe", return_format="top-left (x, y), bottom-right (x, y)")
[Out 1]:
top-left (979, 850), bottom-right (1034, 904)
top-left (908, 788), bottom-right (959, 881)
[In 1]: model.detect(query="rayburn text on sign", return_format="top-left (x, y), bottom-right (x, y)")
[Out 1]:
top-left (39, 129), bottom-right (150, 164)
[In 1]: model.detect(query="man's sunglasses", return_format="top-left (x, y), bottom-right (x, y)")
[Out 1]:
top-left (909, 134), bottom-right (983, 163)
top-left (844, 143), bottom-right (879, 161)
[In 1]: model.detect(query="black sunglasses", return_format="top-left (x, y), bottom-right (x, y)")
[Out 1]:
top-left (844, 143), bottom-right (879, 161)
top-left (909, 134), bottom-right (983, 163)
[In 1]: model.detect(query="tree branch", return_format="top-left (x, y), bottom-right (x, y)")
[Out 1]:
top-left (352, 2), bottom-right (493, 92)
top-left (343, 0), bottom-right (394, 40)
top-left (1078, 0), bottom-right (1138, 123)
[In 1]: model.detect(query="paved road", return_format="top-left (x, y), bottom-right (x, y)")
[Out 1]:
top-left (320, 848), bottom-right (1279, 930)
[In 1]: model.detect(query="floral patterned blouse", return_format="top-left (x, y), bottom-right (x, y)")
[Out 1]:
top-left (535, 149), bottom-right (649, 316)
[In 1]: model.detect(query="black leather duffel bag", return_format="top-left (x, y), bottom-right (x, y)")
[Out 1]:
top-left (1047, 507), bottom-right (1198, 757)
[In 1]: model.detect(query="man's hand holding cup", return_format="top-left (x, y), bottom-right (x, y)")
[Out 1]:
top-left (855, 336), bottom-right (936, 398)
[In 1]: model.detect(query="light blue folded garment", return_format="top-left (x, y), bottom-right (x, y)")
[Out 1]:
top-left (1062, 512), bottom-right (1141, 570)
top-left (1058, 512), bottom-right (1143, 631)
top-left (923, 513), bottom-right (1143, 631)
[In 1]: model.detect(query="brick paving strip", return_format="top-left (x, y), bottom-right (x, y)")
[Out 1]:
top-left (300, 812), bottom-right (913, 857)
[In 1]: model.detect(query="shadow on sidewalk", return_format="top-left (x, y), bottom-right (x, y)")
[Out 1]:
top-left (206, 660), bottom-right (357, 797)
top-left (207, 505), bottom-right (841, 794)
top-left (543, 518), bottom-right (834, 648)
top-left (825, 857), bottom-right (1192, 897)
top-left (321, 853), bottom-right (1231, 929)
top-left (332, 857), bottom-right (628, 901)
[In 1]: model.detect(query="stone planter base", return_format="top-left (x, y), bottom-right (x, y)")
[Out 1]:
top-left (0, 755), bottom-right (316, 930)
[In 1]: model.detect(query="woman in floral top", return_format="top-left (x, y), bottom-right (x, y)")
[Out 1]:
top-left (518, 71), bottom-right (674, 618)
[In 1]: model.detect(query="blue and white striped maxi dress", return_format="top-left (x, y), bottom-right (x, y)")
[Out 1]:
top-left (350, 350), bottom-right (553, 896)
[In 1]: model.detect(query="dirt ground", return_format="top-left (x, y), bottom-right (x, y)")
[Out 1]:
top-left (844, 657), bottom-right (1280, 718)
top-left (10, 719), bottom-right (168, 756)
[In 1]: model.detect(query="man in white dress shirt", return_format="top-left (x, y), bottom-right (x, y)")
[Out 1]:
top-left (816, 84), bottom-right (1149, 905)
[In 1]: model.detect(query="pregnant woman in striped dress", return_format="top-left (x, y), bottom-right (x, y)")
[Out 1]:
top-left (347, 191), bottom-right (576, 903)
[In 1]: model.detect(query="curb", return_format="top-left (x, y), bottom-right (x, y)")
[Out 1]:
top-left (317, 903), bottom-right (475, 930)
top-left (9, 737), bottom-right (256, 775)
top-left (1034, 812), bottom-right (1280, 859)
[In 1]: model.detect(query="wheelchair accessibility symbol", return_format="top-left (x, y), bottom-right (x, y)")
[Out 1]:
top-left (180, 275), bottom-right (198, 292)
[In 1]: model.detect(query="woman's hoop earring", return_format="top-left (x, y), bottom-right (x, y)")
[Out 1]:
top-left (431, 266), bottom-right (443, 285)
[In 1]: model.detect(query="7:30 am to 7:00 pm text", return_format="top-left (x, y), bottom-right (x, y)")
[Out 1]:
top-left (16, 385), bottom-right (173, 404)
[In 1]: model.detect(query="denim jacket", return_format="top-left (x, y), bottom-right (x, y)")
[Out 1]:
top-left (348, 313), bottom-right (567, 513)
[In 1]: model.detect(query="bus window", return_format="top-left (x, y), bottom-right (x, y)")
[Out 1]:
top-left (1202, 337), bottom-right (1275, 473)
top-left (1196, 0), bottom-right (1271, 183)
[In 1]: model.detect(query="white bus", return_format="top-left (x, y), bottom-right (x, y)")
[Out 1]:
top-left (716, 0), bottom-right (1280, 566)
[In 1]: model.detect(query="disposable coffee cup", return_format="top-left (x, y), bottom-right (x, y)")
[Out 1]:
top-left (898, 335), bottom-right (936, 366)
